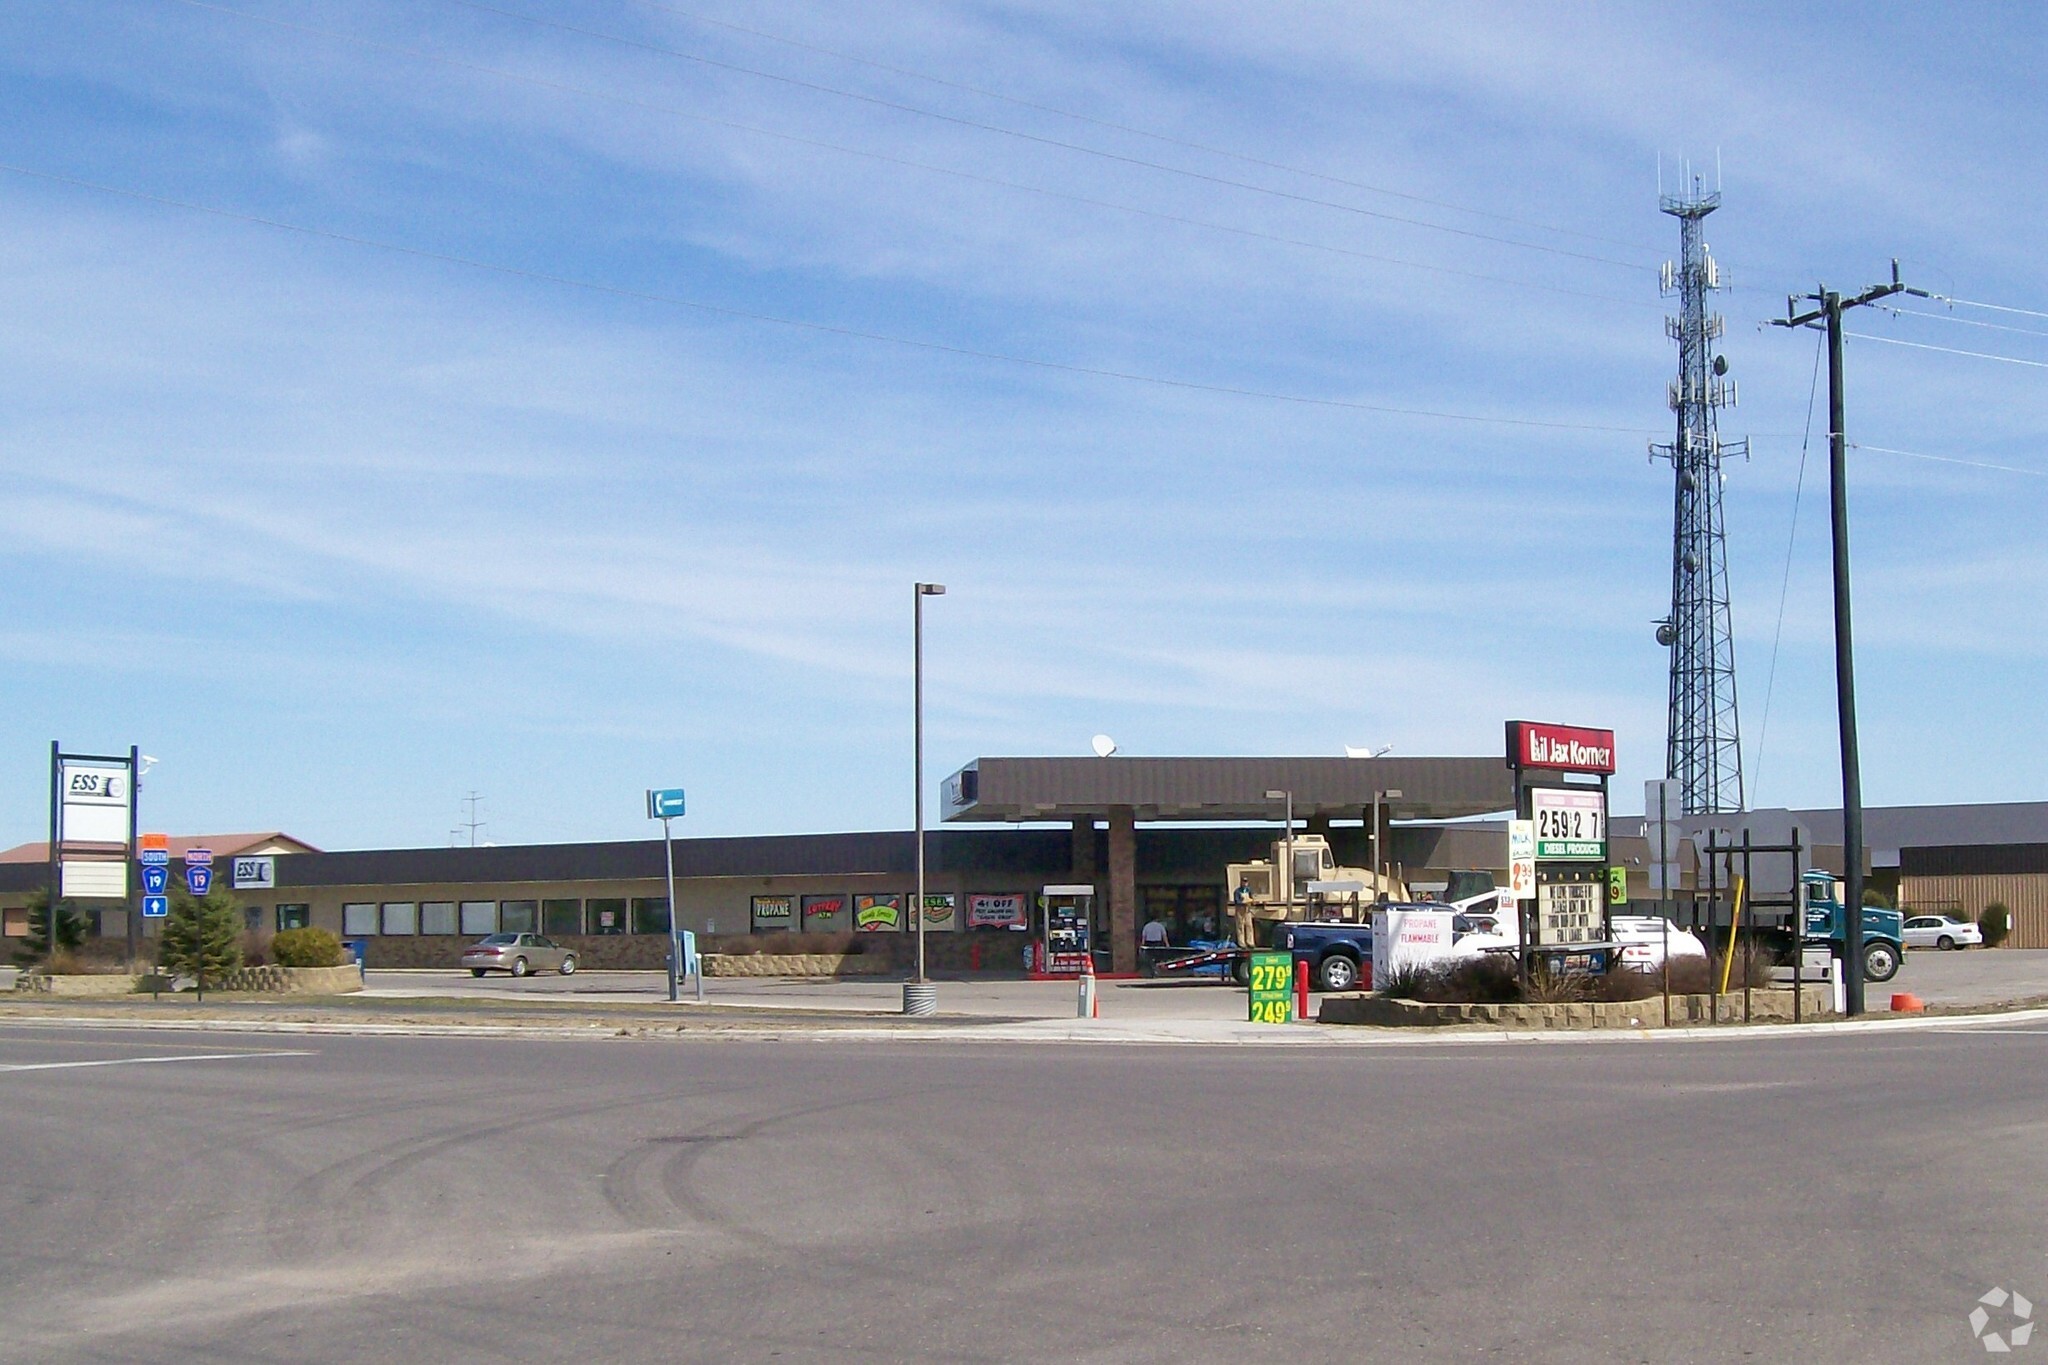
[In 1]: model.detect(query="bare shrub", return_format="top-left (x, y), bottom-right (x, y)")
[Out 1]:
top-left (706, 932), bottom-right (863, 957)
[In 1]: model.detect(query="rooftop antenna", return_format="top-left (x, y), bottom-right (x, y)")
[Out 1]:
top-left (460, 791), bottom-right (487, 847)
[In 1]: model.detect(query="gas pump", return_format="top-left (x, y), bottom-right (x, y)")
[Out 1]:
top-left (1038, 883), bottom-right (1096, 975)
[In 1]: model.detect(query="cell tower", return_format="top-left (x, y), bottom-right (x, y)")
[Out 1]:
top-left (1651, 175), bottom-right (1745, 815)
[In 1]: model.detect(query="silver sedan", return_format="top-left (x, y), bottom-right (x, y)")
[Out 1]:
top-left (461, 933), bottom-right (577, 977)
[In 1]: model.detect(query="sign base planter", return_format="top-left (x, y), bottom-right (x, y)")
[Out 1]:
top-left (1317, 986), bottom-right (1834, 1028)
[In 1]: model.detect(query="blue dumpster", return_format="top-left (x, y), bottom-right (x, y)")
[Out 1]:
top-left (340, 938), bottom-right (367, 980)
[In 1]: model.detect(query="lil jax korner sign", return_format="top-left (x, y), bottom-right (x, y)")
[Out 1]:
top-left (1506, 721), bottom-right (1616, 775)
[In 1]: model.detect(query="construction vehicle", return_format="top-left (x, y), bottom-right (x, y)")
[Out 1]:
top-left (1223, 834), bottom-right (1405, 947)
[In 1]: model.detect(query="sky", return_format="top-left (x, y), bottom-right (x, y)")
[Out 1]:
top-left (2, 1), bottom-right (2044, 850)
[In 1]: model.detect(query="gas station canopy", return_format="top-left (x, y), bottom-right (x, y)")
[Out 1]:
top-left (941, 757), bottom-right (1515, 824)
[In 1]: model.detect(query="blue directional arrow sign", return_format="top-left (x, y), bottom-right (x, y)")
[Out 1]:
top-left (141, 895), bottom-right (168, 918)
top-left (142, 864), bottom-right (168, 896)
top-left (185, 865), bottom-right (213, 896)
top-left (646, 788), bottom-right (686, 819)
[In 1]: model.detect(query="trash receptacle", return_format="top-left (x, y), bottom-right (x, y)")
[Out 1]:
top-left (341, 938), bottom-right (367, 980)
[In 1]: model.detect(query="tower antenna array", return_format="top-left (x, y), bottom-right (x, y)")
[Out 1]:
top-left (1652, 173), bottom-right (1745, 815)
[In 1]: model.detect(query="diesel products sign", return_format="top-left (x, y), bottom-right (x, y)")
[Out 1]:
top-left (1531, 788), bottom-right (1607, 860)
top-left (967, 893), bottom-right (1027, 928)
top-left (1506, 721), bottom-right (1617, 774)
top-left (854, 894), bottom-right (903, 931)
top-left (751, 895), bottom-right (794, 932)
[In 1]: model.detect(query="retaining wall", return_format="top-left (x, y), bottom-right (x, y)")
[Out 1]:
top-left (1318, 986), bottom-right (1835, 1028)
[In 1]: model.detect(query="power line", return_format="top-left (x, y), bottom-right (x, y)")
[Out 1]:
top-left (1749, 330), bottom-right (1825, 807)
top-left (1845, 331), bottom-right (2048, 370)
top-left (615, 0), bottom-right (1665, 257)
top-left (433, 0), bottom-right (1653, 272)
top-left (0, 161), bottom-right (1662, 436)
top-left (169, 0), bottom-right (1658, 313)
top-left (1876, 303), bottom-right (2048, 341)
top-left (1851, 443), bottom-right (2048, 479)
top-left (1942, 295), bottom-right (2048, 323)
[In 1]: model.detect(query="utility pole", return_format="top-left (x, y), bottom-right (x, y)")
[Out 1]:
top-left (460, 792), bottom-right (486, 847)
top-left (1770, 261), bottom-right (1927, 1017)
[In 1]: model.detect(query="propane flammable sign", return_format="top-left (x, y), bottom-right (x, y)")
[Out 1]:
top-left (1531, 788), bottom-right (1606, 860)
top-left (1247, 952), bottom-right (1293, 1024)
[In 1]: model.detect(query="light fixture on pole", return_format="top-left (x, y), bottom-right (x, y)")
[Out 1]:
top-left (907, 582), bottom-right (945, 1017)
top-left (645, 787), bottom-right (689, 1002)
top-left (1264, 790), bottom-right (1294, 910)
top-left (1373, 788), bottom-right (1404, 898)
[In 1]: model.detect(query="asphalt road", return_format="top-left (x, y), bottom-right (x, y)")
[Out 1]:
top-left (2, 1021), bottom-right (2044, 1363)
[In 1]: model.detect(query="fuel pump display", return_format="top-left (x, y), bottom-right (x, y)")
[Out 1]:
top-left (1038, 884), bottom-right (1095, 975)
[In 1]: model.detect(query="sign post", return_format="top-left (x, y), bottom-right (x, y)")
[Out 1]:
top-left (46, 742), bottom-right (140, 965)
top-left (646, 788), bottom-right (689, 1003)
top-left (140, 834), bottom-right (169, 921)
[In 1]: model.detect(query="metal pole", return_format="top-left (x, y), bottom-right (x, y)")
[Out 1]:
top-left (1824, 293), bottom-right (1866, 1016)
top-left (1371, 790), bottom-right (1381, 897)
top-left (46, 740), bottom-right (60, 967)
top-left (1283, 791), bottom-right (1294, 913)
top-left (915, 584), bottom-right (926, 984)
top-left (126, 744), bottom-right (139, 971)
top-left (663, 814), bottom-right (680, 1003)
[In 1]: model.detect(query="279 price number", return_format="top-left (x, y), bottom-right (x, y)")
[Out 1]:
top-left (1248, 959), bottom-right (1293, 993)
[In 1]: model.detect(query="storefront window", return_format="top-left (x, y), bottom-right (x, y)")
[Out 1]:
top-left (800, 893), bottom-right (849, 933)
top-left (587, 898), bottom-right (626, 935)
top-left (342, 903), bottom-right (378, 936)
top-left (276, 904), bottom-right (310, 931)
top-left (500, 900), bottom-right (538, 934)
top-left (459, 901), bottom-right (497, 936)
top-left (542, 899), bottom-right (583, 937)
top-left (631, 897), bottom-right (670, 935)
top-left (751, 895), bottom-right (794, 933)
top-left (420, 902), bottom-right (457, 936)
top-left (380, 903), bottom-right (418, 936)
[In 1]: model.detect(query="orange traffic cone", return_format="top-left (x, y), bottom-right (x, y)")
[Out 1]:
top-left (1891, 992), bottom-right (1925, 1013)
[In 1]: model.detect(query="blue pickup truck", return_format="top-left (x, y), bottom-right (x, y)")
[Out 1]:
top-left (1270, 908), bottom-right (1496, 992)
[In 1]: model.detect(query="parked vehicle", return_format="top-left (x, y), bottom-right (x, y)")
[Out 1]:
top-left (1901, 914), bottom-right (1984, 951)
top-left (1609, 915), bottom-right (1709, 972)
top-left (461, 932), bottom-right (576, 977)
top-left (1270, 920), bottom-right (1374, 992)
top-left (1797, 871), bottom-right (1906, 983)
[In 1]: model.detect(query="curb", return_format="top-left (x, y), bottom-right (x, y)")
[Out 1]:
top-left (4, 1003), bottom-right (2048, 1047)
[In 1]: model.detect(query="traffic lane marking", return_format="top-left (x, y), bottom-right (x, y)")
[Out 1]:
top-left (0, 1050), bottom-right (314, 1074)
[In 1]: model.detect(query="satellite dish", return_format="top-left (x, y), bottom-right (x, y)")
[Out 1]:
top-left (1091, 734), bottom-right (1117, 758)
top-left (1713, 354), bottom-right (1729, 376)
top-left (1344, 744), bottom-right (1393, 759)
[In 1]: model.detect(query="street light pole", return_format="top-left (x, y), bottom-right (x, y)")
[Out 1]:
top-left (1264, 790), bottom-right (1293, 910)
top-left (909, 583), bottom-right (945, 1011)
top-left (662, 813), bottom-right (680, 1003)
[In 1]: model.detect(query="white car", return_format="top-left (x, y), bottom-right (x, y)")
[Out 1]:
top-left (1610, 915), bottom-right (1709, 972)
top-left (1901, 915), bottom-right (1983, 950)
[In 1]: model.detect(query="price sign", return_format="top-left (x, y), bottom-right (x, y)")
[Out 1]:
top-left (1537, 880), bottom-right (1606, 945)
top-left (1508, 819), bottom-right (1536, 899)
top-left (1246, 951), bottom-right (1294, 1024)
top-left (1531, 788), bottom-right (1606, 860)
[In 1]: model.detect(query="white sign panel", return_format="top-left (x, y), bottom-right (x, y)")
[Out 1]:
top-left (1371, 909), bottom-right (1458, 978)
top-left (1508, 819), bottom-right (1536, 898)
top-left (60, 859), bottom-right (128, 900)
top-left (1645, 778), bottom-right (1683, 891)
top-left (232, 856), bottom-right (276, 890)
top-left (966, 893), bottom-right (1027, 929)
top-left (1532, 788), bottom-right (1606, 860)
top-left (58, 761), bottom-right (131, 845)
top-left (1536, 880), bottom-right (1605, 945)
